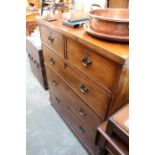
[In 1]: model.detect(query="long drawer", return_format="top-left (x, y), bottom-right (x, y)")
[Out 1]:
top-left (40, 25), bottom-right (64, 57)
top-left (63, 64), bottom-right (110, 120)
top-left (46, 66), bottom-right (103, 133)
top-left (43, 44), bottom-right (110, 120)
top-left (48, 79), bottom-right (97, 154)
top-left (66, 39), bottom-right (119, 93)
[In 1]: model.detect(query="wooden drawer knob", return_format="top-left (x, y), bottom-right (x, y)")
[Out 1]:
top-left (81, 56), bottom-right (92, 67)
top-left (79, 84), bottom-right (89, 93)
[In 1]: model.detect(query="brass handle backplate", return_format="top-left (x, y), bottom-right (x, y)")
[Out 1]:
top-left (79, 108), bottom-right (87, 117)
top-left (79, 84), bottom-right (89, 93)
top-left (81, 56), bottom-right (92, 67)
top-left (49, 58), bottom-right (55, 65)
top-left (48, 36), bottom-right (54, 44)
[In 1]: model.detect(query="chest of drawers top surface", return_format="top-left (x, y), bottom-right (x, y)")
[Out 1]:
top-left (37, 14), bottom-right (128, 65)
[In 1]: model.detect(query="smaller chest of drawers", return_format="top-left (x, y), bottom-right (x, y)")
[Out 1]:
top-left (96, 104), bottom-right (129, 155)
top-left (26, 34), bottom-right (48, 90)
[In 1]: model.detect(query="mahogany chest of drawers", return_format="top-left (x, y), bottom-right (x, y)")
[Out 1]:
top-left (37, 14), bottom-right (128, 155)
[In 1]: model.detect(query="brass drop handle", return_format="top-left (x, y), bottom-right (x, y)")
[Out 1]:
top-left (79, 84), bottom-right (89, 93)
top-left (81, 56), bottom-right (92, 67)
top-left (49, 58), bottom-right (55, 65)
top-left (48, 36), bottom-right (54, 44)
top-left (79, 108), bottom-right (87, 117)
top-left (55, 97), bottom-right (60, 103)
top-left (78, 125), bottom-right (85, 134)
top-left (52, 80), bottom-right (58, 86)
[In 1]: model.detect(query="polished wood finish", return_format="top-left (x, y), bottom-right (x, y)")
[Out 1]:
top-left (48, 76), bottom-right (97, 155)
top-left (28, 0), bottom-right (41, 8)
top-left (40, 26), bottom-right (64, 57)
top-left (26, 36), bottom-right (48, 90)
top-left (26, 11), bottom-right (39, 36)
top-left (62, 64), bottom-right (110, 120)
top-left (96, 104), bottom-right (129, 155)
top-left (46, 66), bottom-right (102, 133)
top-left (38, 13), bottom-right (128, 154)
top-left (107, 0), bottom-right (129, 8)
top-left (37, 14), bottom-right (128, 65)
top-left (107, 59), bottom-right (129, 116)
top-left (42, 45), bottom-right (65, 76)
top-left (66, 38), bottom-right (120, 93)
top-left (106, 104), bottom-right (129, 144)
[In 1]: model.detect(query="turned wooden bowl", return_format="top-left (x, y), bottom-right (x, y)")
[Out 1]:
top-left (88, 9), bottom-right (129, 42)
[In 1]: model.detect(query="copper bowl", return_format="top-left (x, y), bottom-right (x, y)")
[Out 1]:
top-left (88, 9), bottom-right (129, 42)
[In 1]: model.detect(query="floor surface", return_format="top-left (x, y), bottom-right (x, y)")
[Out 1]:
top-left (26, 56), bottom-right (88, 155)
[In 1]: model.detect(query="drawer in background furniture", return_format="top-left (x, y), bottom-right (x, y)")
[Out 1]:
top-left (42, 45), bottom-right (65, 77)
top-left (39, 25), bottom-right (64, 57)
top-left (66, 39), bottom-right (120, 93)
top-left (26, 38), bottom-right (48, 90)
top-left (27, 21), bottom-right (37, 27)
top-left (46, 66), bottom-right (103, 133)
top-left (49, 91), bottom-right (97, 155)
top-left (26, 21), bottom-right (38, 36)
top-left (27, 52), bottom-right (48, 90)
top-left (63, 64), bottom-right (110, 120)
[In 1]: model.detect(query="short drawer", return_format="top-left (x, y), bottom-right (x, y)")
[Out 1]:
top-left (63, 64), bottom-right (110, 120)
top-left (40, 26), bottom-right (64, 57)
top-left (66, 39), bottom-right (119, 93)
top-left (46, 67), bottom-right (102, 132)
top-left (49, 87), bottom-right (96, 155)
top-left (42, 45), bottom-right (65, 77)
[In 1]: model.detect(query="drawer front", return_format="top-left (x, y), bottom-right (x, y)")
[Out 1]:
top-left (48, 85), bottom-right (96, 155)
top-left (26, 22), bottom-right (37, 35)
top-left (27, 52), bottom-right (44, 86)
top-left (26, 39), bottom-right (41, 63)
top-left (63, 64), bottom-right (110, 120)
top-left (40, 26), bottom-right (64, 57)
top-left (46, 67), bottom-right (102, 132)
top-left (42, 45), bottom-right (65, 77)
top-left (27, 21), bottom-right (37, 28)
top-left (66, 39), bottom-right (119, 93)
